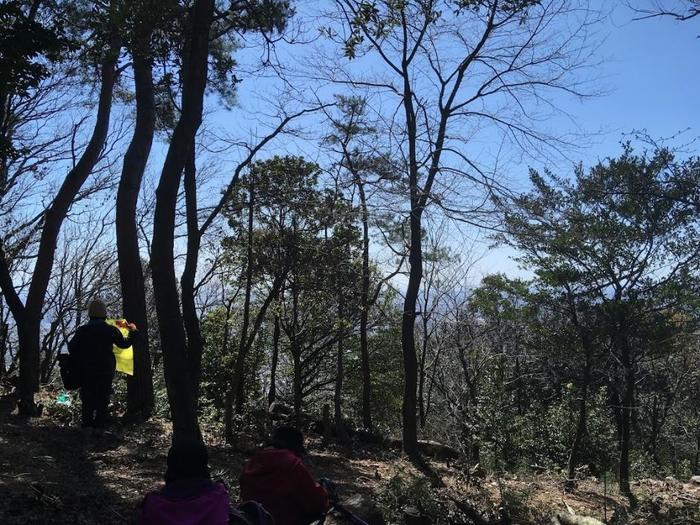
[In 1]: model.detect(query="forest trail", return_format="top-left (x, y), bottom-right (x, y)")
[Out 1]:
top-left (2, 414), bottom-right (700, 524)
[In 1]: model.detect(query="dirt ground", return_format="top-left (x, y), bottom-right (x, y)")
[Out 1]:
top-left (1, 414), bottom-right (699, 524)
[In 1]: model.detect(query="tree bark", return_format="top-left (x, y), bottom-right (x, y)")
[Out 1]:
top-left (615, 308), bottom-right (635, 503)
top-left (233, 271), bottom-right (286, 413)
top-left (334, 282), bottom-right (348, 441)
top-left (117, 34), bottom-right (155, 420)
top-left (418, 308), bottom-right (429, 429)
top-left (357, 180), bottom-right (373, 431)
top-left (292, 350), bottom-right (302, 427)
top-left (290, 259), bottom-right (303, 426)
top-left (567, 349), bottom-right (591, 488)
top-left (619, 344), bottom-right (635, 501)
top-left (151, 0), bottom-right (214, 445)
top-left (0, 299), bottom-right (7, 379)
top-left (181, 141), bottom-right (204, 397)
top-left (400, 45), bottom-right (424, 456)
top-left (224, 177), bottom-right (255, 442)
top-left (231, 174), bottom-right (255, 414)
top-left (289, 217), bottom-right (304, 426)
top-left (267, 313), bottom-right (280, 406)
top-left (401, 203), bottom-right (422, 457)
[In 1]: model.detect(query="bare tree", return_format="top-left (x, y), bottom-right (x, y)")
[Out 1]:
top-left (0, 3), bottom-right (122, 414)
top-left (326, 0), bottom-right (597, 455)
top-left (39, 217), bottom-right (119, 384)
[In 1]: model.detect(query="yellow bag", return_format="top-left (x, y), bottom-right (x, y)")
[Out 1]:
top-left (107, 318), bottom-right (134, 376)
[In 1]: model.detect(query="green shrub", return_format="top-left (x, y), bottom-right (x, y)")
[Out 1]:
top-left (378, 469), bottom-right (454, 523)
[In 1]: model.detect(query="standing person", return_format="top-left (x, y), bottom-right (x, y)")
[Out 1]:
top-left (239, 426), bottom-right (330, 525)
top-left (68, 299), bottom-right (136, 436)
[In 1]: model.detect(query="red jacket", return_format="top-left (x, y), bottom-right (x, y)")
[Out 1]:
top-left (239, 448), bottom-right (329, 525)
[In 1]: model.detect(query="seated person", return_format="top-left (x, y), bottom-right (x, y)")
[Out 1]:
top-left (139, 440), bottom-right (230, 525)
top-left (240, 426), bottom-right (330, 525)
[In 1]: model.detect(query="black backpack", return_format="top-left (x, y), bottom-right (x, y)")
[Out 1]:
top-left (58, 353), bottom-right (81, 390)
top-left (230, 501), bottom-right (275, 525)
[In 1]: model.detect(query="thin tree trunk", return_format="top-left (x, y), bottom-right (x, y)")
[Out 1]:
top-left (401, 204), bottom-right (422, 457)
top-left (291, 260), bottom-right (302, 426)
top-left (424, 340), bottom-right (441, 423)
top-left (564, 293), bottom-right (593, 488)
top-left (292, 352), bottom-right (302, 427)
top-left (267, 313), bottom-right (280, 406)
top-left (619, 349), bottom-right (635, 501)
top-left (334, 282), bottom-right (348, 441)
top-left (418, 309), bottom-right (429, 429)
top-left (224, 178), bottom-right (255, 442)
top-left (0, 300), bottom-right (7, 379)
top-left (234, 271), bottom-right (286, 413)
top-left (39, 320), bottom-right (59, 384)
top-left (357, 180), bottom-right (373, 431)
top-left (117, 39), bottom-right (155, 420)
top-left (181, 141), bottom-right (204, 397)
top-left (290, 218), bottom-right (303, 426)
top-left (151, 0), bottom-right (214, 446)
top-left (615, 309), bottom-right (635, 503)
top-left (230, 175), bottom-right (255, 415)
top-left (567, 350), bottom-right (591, 488)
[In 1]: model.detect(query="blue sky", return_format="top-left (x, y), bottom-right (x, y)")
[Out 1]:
top-left (574, 2), bottom-right (698, 158)
top-left (472, 2), bottom-right (700, 280)
top-left (156, 2), bottom-right (700, 286)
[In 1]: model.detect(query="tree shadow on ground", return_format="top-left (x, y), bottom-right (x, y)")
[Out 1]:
top-left (408, 453), bottom-right (445, 489)
top-left (306, 449), bottom-right (385, 499)
top-left (0, 417), bottom-right (168, 524)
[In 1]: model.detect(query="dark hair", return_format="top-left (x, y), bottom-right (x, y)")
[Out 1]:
top-left (165, 440), bottom-right (210, 483)
top-left (270, 426), bottom-right (306, 457)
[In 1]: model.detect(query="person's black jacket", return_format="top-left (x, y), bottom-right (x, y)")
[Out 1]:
top-left (68, 318), bottom-right (132, 378)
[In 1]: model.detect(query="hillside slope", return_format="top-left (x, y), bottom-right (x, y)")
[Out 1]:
top-left (1, 416), bottom-right (699, 524)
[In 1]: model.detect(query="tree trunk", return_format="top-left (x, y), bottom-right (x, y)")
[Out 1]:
top-left (399, 42), bottom-right (432, 457)
top-left (615, 309), bottom-right (635, 503)
top-left (181, 142), bottom-right (204, 397)
top-left (292, 351), bottom-right (302, 427)
top-left (231, 175), bottom-right (255, 414)
top-left (225, 178), bottom-right (255, 442)
top-left (267, 313), bottom-right (280, 406)
top-left (567, 350), bottom-right (591, 488)
top-left (39, 321), bottom-right (59, 384)
top-left (619, 350), bottom-right (635, 501)
top-left (0, 302), bottom-right (7, 379)
top-left (334, 284), bottom-right (348, 441)
top-left (151, 0), bottom-right (214, 446)
top-left (418, 310), bottom-right (429, 429)
top-left (290, 218), bottom-right (303, 426)
top-left (425, 339), bottom-right (442, 424)
top-left (401, 204), bottom-right (422, 457)
top-left (16, 47), bottom-right (119, 415)
top-left (17, 319), bottom-right (40, 412)
top-left (233, 271), bottom-right (286, 413)
top-left (357, 180), bottom-right (373, 431)
top-left (117, 42), bottom-right (155, 421)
